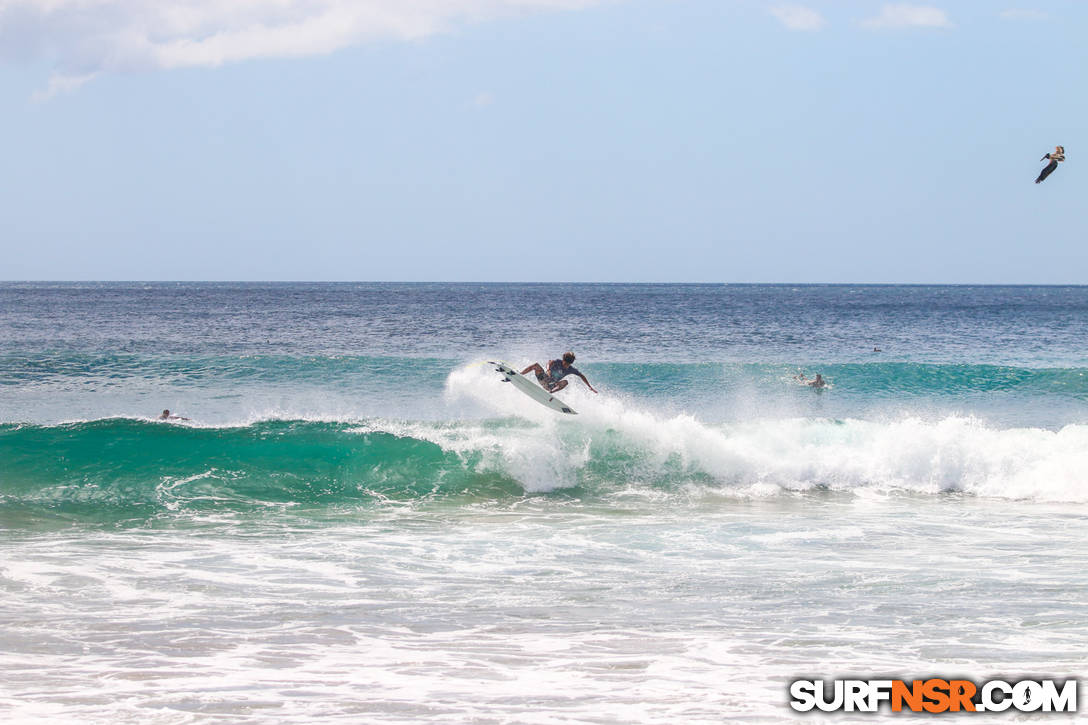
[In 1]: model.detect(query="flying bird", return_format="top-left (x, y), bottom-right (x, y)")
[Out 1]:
top-left (1035, 145), bottom-right (1065, 184)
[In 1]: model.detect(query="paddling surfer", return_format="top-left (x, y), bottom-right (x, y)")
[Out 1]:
top-left (522, 352), bottom-right (597, 394)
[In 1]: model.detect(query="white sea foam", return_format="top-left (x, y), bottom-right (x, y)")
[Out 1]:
top-left (443, 363), bottom-right (1088, 502)
top-left (3, 498), bottom-right (1086, 724)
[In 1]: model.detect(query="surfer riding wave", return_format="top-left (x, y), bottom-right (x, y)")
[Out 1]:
top-left (522, 352), bottom-right (598, 394)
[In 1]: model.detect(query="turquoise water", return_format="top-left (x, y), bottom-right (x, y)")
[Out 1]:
top-left (2, 283), bottom-right (1087, 721)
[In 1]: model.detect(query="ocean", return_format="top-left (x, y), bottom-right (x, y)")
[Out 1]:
top-left (1, 282), bottom-right (1086, 722)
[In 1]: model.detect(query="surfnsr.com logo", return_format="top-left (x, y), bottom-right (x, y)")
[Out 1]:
top-left (789, 678), bottom-right (1078, 713)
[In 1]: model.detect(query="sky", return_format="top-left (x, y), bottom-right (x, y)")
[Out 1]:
top-left (0, 0), bottom-right (1084, 283)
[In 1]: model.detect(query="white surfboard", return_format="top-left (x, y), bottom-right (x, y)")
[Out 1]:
top-left (490, 361), bottom-right (577, 415)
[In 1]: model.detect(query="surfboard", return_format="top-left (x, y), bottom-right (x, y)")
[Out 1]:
top-left (489, 361), bottom-right (577, 415)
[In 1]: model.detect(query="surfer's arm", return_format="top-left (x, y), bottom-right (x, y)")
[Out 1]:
top-left (577, 374), bottom-right (598, 394)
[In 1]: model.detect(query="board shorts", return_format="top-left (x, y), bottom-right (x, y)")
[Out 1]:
top-left (535, 367), bottom-right (564, 392)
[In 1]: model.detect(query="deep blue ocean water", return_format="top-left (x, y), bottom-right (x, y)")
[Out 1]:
top-left (2, 283), bottom-right (1086, 722)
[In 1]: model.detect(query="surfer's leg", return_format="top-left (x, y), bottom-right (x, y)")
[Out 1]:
top-left (1036, 160), bottom-right (1057, 183)
top-left (549, 380), bottom-right (568, 392)
top-left (521, 363), bottom-right (552, 389)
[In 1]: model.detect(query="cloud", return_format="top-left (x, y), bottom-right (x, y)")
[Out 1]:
top-left (999, 9), bottom-right (1048, 21)
top-left (0, 0), bottom-right (612, 95)
top-left (29, 70), bottom-right (98, 102)
top-left (860, 4), bottom-right (952, 29)
top-left (770, 5), bottom-right (826, 31)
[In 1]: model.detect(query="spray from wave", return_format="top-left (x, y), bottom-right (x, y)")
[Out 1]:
top-left (448, 361), bottom-right (1088, 502)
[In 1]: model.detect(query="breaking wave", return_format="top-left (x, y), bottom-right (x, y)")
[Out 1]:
top-left (3, 407), bottom-right (1087, 522)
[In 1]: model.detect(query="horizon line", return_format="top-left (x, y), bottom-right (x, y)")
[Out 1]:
top-left (3, 280), bottom-right (1088, 287)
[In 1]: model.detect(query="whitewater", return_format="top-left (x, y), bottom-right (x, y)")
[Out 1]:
top-left (2, 283), bottom-right (1087, 722)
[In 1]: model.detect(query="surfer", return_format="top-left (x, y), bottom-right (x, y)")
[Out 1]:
top-left (1035, 145), bottom-right (1064, 184)
top-left (794, 372), bottom-right (826, 388)
top-left (522, 352), bottom-right (598, 394)
top-left (158, 409), bottom-right (190, 421)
